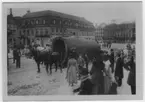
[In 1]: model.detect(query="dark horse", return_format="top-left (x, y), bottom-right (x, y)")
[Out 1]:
top-left (30, 47), bottom-right (62, 74)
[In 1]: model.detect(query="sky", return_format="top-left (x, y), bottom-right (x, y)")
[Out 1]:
top-left (5, 2), bottom-right (141, 25)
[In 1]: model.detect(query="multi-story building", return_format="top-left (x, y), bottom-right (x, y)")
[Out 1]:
top-left (103, 23), bottom-right (117, 43)
top-left (114, 22), bottom-right (135, 43)
top-left (95, 23), bottom-right (106, 42)
top-left (7, 9), bottom-right (22, 48)
top-left (19, 10), bottom-right (96, 46)
top-left (103, 22), bottom-right (135, 43)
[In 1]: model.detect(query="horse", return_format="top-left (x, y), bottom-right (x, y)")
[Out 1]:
top-left (30, 47), bottom-right (62, 75)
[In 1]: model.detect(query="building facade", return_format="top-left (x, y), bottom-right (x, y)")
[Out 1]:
top-left (114, 22), bottom-right (135, 43)
top-left (95, 23), bottom-right (106, 42)
top-left (103, 22), bottom-right (135, 43)
top-left (19, 10), bottom-right (96, 47)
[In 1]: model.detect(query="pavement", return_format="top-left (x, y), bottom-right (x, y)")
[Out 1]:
top-left (8, 57), bottom-right (67, 95)
top-left (7, 49), bottom-right (132, 95)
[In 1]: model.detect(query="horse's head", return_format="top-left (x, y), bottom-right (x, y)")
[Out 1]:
top-left (29, 47), bottom-right (37, 57)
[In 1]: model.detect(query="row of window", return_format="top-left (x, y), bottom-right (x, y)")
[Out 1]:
top-left (23, 19), bottom-right (93, 29)
top-left (20, 28), bottom-right (95, 36)
top-left (20, 28), bottom-right (66, 36)
top-left (78, 33), bottom-right (95, 36)
top-left (115, 33), bottom-right (133, 38)
top-left (8, 24), bottom-right (17, 30)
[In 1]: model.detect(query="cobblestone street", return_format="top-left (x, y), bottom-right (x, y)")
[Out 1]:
top-left (8, 56), bottom-right (70, 95)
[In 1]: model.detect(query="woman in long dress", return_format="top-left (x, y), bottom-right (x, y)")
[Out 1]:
top-left (66, 54), bottom-right (78, 86)
top-left (103, 54), bottom-right (112, 94)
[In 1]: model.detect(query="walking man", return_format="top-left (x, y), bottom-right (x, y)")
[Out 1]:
top-left (13, 48), bottom-right (17, 63)
top-left (16, 48), bottom-right (21, 68)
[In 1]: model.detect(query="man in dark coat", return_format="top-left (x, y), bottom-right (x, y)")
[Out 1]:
top-left (115, 52), bottom-right (124, 87)
top-left (124, 55), bottom-right (136, 94)
top-left (109, 49), bottom-right (114, 73)
top-left (90, 58), bottom-right (104, 94)
top-left (13, 48), bottom-right (17, 63)
top-left (15, 48), bottom-right (21, 68)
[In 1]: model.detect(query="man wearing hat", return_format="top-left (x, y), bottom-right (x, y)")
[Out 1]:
top-left (73, 68), bottom-right (93, 95)
top-left (71, 47), bottom-right (78, 60)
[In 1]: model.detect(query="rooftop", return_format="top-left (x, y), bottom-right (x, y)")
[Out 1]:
top-left (23, 10), bottom-right (93, 25)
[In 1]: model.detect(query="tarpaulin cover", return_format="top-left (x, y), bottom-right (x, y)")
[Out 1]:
top-left (52, 37), bottom-right (101, 61)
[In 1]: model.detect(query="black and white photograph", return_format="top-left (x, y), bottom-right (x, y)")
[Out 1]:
top-left (2, 1), bottom-right (143, 101)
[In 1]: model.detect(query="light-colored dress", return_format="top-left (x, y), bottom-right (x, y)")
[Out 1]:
top-left (66, 58), bottom-right (78, 85)
top-left (103, 60), bottom-right (112, 94)
top-left (37, 46), bottom-right (45, 51)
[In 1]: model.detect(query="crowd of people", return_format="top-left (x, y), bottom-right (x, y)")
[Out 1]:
top-left (65, 44), bottom-right (136, 95)
top-left (9, 42), bottom-right (136, 95)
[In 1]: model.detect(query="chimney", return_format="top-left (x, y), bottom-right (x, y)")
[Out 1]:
top-left (27, 10), bottom-right (30, 13)
top-left (10, 8), bottom-right (13, 17)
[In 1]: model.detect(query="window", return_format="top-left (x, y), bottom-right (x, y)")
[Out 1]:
top-left (69, 20), bottom-right (71, 26)
top-left (39, 20), bottom-right (42, 24)
top-left (76, 23), bottom-right (78, 27)
top-left (19, 30), bottom-right (21, 35)
top-left (27, 30), bottom-right (29, 36)
top-left (65, 21), bottom-right (68, 25)
top-left (70, 22), bottom-right (72, 26)
top-left (43, 20), bottom-right (46, 24)
top-left (23, 20), bottom-right (26, 25)
top-left (40, 29), bottom-right (43, 34)
top-left (28, 20), bottom-right (30, 25)
top-left (36, 20), bottom-right (39, 24)
top-left (23, 30), bottom-right (25, 34)
top-left (31, 20), bottom-right (34, 25)
top-left (52, 28), bottom-right (54, 32)
top-left (60, 29), bottom-right (62, 32)
top-left (45, 29), bottom-right (48, 34)
top-left (56, 28), bottom-right (58, 32)
top-left (53, 20), bottom-right (56, 24)
top-left (36, 29), bottom-right (38, 35)
top-left (31, 29), bottom-right (34, 35)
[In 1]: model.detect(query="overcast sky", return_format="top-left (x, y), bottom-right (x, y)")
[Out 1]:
top-left (6, 2), bottom-right (141, 25)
